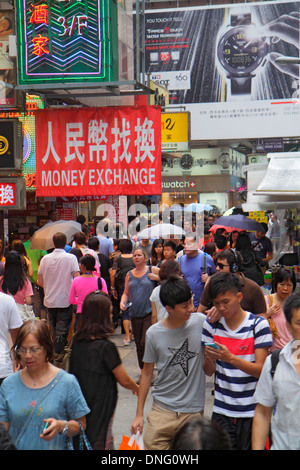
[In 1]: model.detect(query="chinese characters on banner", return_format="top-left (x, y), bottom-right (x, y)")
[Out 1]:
top-left (0, 183), bottom-right (16, 206)
top-left (35, 106), bottom-right (162, 197)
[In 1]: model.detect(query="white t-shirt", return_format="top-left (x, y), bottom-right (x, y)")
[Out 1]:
top-left (38, 249), bottom-right (80, 308)
top-left (0, 292), bottom-right (23, 378)
top-left (149, 286), bottom-right (169, 322)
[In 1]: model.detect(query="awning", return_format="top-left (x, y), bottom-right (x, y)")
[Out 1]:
top-left (242, 153), bottom-right (300, 211)
top-left (254, 152), bottom-right (300, 195)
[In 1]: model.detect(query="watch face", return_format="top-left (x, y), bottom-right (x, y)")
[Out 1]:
top-left (218, 153), bottom-right (230, 169)
top-left (180, 153), bottom-right (194, 170)
top-left (217, 25), bottom-right (268, 75)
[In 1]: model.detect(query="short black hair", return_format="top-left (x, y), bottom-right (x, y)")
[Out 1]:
top-left (163, 240), bottom-right (176, 251)
top-left (273, 267), bottom-right (296, 292)
top-left (208, 271), bottom-right (242, 300)
top-left (159, 275), bottom-right (192, 308)
top-left (283, 291), bottom-right (300, 325)
top-left (87, 236), bottom-right (100, 251)
top-left (80, 254), bottom-right (96, 271)
top-left (171, 416), bottom-right (232, 451)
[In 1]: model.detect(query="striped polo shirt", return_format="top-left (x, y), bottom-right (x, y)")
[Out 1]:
top-left (202, 312), bottom-right (272, 418)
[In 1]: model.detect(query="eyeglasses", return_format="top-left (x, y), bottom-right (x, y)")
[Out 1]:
top-left (15, 346), bottom-right (44, 355)
top-left (216, 263), bottom-right (230, 270)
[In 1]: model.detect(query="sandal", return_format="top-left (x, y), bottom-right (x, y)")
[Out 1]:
top-left (122, 339), bottom-right (131, 346)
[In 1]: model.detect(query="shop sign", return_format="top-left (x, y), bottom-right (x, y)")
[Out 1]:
top-left (16, 0), bottom-right (118, 84)
top-left (0, 182), bottom-right (16, 206)
top-left (161, 112), bottom-right (190, 152)
top-left (35, 106), bottom-right (162, 197)
top-left (0, 120), bottom-right (23, 170)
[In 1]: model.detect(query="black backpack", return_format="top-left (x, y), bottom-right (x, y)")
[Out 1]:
top-left (270, 348), bottom-right (282, 379)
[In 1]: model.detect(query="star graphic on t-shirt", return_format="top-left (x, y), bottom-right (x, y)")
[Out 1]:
top-left (167, 338), bottom-right (199, 377)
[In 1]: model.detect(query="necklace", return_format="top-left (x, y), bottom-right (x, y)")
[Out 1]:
top-left (27, 364), bottom-right (50, 387)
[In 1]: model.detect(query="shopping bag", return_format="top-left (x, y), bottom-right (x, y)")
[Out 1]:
top-left (118, 431), bottom-right (144, 450)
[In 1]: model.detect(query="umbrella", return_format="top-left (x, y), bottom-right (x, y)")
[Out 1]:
top-left (209, 224), bottom-right (244, 234)
top-left (184, 203), bottom-right (213, 212)
top-left (30, 220), bottom-right (82, 251)
top-left (138, 223), bottom-right (185, 239)
top-left (210, 214), bottom-right (264, 233)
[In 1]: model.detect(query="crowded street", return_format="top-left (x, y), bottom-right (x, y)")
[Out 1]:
top-left (0, 0), bottom-right (300, 456)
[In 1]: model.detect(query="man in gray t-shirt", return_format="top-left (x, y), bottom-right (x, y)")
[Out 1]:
top-left (131, 276), bottom-right (206, 450)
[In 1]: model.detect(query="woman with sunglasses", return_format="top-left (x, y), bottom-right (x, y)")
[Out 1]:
top-left (0, 319), bottom-right (90, 450)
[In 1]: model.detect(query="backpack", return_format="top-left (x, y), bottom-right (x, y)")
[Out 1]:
top-left (270, 348), bottom-right (282, 379)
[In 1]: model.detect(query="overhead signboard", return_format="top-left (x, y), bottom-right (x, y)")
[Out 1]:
top-left (16, 0), bottom-right (118, 85)
top-left (161, 111), bottom-right (190, 152)
top-left (0, 178), bottom-right (26, 209)
top-left (35, 106), bottom-right (162, 197)
top-left (136, 1), bottom-right (300, 140)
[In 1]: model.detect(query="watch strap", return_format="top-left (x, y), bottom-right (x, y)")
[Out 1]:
top-left (231, 13), bottom-right (251, 26)
top-left (231, 76), bottom-right (252, 95)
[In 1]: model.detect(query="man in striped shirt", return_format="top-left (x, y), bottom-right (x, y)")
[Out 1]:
top-left (202, 271), bottom-right (272, 450)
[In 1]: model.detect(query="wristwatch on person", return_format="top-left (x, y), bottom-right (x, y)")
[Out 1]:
top-left (217, 13), bottom-right (269, 95)
top-left (61, 420), bottom-right (69, 436)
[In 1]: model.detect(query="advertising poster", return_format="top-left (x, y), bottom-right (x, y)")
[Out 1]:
top-left (138, 1), bottom-right (300, 140)
top-left (35, 106), bottom-right (161, 197)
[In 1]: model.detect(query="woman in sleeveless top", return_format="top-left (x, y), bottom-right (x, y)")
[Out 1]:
top-left (120, 248), bottom-right (157, 370)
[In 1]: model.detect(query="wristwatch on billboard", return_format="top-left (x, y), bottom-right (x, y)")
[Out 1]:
top-left (180, 153), bottom-right (194, 175)
top-left (217, 151), bottom-right (231, 174)
top-left (217, 13), bottom-right (269, 95)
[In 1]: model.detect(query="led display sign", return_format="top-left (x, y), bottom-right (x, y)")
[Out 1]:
top-left (16, 0), bottom-right (118, 84)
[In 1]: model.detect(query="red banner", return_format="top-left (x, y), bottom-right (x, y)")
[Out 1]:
top-left (35, 106), bottom-right (161, 197)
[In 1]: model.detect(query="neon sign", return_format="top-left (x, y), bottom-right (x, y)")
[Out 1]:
top-left (16, 0), bottom-right (118, 84)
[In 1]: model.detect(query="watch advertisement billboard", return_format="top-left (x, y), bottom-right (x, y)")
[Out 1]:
top-left (35, 106), bottom-right (161, 197)
top-left (138, 0), bottom-right (300, 140)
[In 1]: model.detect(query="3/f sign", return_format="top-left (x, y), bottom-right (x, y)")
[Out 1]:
top-left (161, 112), bottom-right (190, 152)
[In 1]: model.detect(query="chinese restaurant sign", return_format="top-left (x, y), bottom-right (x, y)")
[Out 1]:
top-left (35, 106), bottom-right (162, 197)
top-left (16, 0), bottom-right (118, 84)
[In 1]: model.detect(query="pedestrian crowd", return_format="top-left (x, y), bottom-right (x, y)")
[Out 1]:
top-left (0, 209), bottom-right (299, 451)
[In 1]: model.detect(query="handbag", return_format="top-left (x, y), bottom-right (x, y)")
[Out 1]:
top-left (54, 337), bottom-right (73, 372)
top-left (16, 303), bottom-right (35, 322)
top-left (267, 295), bottom-right (281, 339)
top-left (118, 431), bottom-right (144, 450)
top-left (66, 421), bottom-right (93, 450)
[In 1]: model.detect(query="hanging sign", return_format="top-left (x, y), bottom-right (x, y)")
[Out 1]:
top-left (16, 0), bottom-right (118, 84)
top-left (35, 106), bottom-right (162, 197)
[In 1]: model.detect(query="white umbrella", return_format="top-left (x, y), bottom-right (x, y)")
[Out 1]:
top-left (184, 203), bottom-right (213, 212)
top-left (138, 223), bottom-right (185, 239)
top-left (30, 220), bottom-right (82, 251)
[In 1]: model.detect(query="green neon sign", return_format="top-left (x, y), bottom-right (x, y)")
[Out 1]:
top-left (16, 0), bottom-right (118, 84)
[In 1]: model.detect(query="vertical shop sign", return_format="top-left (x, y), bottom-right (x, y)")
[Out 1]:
top-left (0, 182), bottom-right (16, 206)
top-left (35, 106), bottom-right (162, 197)
top-left (16, 0), bottom-right (118, 84)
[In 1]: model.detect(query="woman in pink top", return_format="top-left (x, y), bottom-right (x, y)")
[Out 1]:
top-left (264, 267), bottom-right (295, 351)
top-left (0, 250), bottom-right (33, 321)
top-left (69, 254), bottom-right (108, 330)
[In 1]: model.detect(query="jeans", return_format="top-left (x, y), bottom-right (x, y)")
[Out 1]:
top-left (47, 305), bottom-right (73, 355)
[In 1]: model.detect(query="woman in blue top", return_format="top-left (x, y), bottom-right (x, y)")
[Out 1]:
top-left (0, 319), bottom-right (90, 450)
